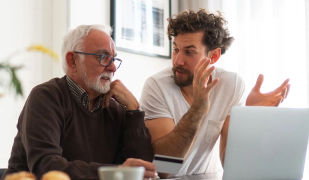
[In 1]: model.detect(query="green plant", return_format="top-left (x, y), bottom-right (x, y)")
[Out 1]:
top-left (0, 45), bottom-right (58, 97)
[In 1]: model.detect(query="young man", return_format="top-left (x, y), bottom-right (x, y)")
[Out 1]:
top-left (140, 9), bottom-right (289, 177)
top-left (1, 25), bottom-right (156, 180)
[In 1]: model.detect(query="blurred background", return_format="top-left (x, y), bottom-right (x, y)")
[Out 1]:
top-left (0, 0), bottom-right (308, 177)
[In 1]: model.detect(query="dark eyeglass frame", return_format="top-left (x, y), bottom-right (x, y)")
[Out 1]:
top-left (73, 51), bottom-right (122, 69)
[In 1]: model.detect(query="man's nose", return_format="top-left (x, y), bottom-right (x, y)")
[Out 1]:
top-left (105, 60), bottom-right (117, 72)
top-left (173, 53), bottom-right (185, 66)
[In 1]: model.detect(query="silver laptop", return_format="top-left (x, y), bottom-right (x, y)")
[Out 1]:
top-left (223, 106), bottom-right (309, 180)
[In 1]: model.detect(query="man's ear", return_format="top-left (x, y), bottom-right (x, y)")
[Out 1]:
top-left (209, 48), bottom-right (221, 64)
top-left (65, 52), bottom-right (77, 72)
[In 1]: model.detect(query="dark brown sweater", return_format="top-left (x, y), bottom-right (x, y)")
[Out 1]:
top-left (1, 77), bottom-right (153, 180)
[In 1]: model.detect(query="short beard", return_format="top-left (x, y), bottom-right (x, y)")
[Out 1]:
top-left (80, 65), bottom-right (113, 94)
top-left (87, 73), bottom-right (113, 94)
top-left (172, 66), bottom-right (194, 87)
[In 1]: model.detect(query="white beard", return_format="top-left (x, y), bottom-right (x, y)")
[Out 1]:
top-left (80, 66), bottom-right (113, 94)
top-left (87, 72), bottom-right (113, 94)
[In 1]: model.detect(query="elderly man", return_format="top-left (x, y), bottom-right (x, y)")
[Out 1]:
top-left (140, 9), bottom-right (290, 177)
top-left (1, 25), bottom-right (156, 180)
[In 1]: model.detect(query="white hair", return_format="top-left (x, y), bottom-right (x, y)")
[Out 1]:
top-left (61, 24), bottom-right (113, 73)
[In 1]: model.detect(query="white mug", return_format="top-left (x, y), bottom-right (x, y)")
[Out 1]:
top-left (98, 166), bottom-right (145, 180)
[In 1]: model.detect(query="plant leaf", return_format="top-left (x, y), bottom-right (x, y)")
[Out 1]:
top-left (0, 63), bottom-right (23, 96)
top-left (9, 66), bottom-right (23, 96)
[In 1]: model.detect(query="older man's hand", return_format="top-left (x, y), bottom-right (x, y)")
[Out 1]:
top-left (102, 79), bottom-right (140, 110)
top-left (246, 74), bottom-right (290, 106)
top-left (121, 158), bottom-right (157, 179)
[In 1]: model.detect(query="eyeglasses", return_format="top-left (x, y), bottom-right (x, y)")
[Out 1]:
top-left (73, 51), bottom-right (122, 69)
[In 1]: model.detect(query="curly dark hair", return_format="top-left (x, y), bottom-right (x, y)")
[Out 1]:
top-left (167, 9), bottom-right (234, 55)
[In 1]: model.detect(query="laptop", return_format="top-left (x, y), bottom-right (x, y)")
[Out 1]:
top-left (223, 106), bottom-right (309, 180)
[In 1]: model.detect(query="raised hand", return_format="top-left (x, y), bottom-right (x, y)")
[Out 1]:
top-left (191, 58), bottom-right (219, 117)
top-left (102, 80), bottom-right (139, 110)
top-left (246, 74), bottom-right (290, 106)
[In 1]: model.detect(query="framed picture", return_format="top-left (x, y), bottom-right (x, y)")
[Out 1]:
top-left (110, 0), bottom-right (171, 58)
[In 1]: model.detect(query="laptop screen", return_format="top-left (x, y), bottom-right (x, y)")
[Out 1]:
top-left (223, 106), bottom-right (309, 180)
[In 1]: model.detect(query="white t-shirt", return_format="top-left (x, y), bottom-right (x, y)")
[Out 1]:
top-left (139, 67), bottom-right (246, 176)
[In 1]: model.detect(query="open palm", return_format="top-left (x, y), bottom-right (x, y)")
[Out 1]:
top-left (246, 74), bottom-right (290, 106)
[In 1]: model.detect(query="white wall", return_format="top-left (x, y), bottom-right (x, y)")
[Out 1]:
top-left (0, 0), bottom-right (177, 168)
top-left (0, 0), bottom-right (66, 168)
top-left (0, 0), bottom-right (65, 167)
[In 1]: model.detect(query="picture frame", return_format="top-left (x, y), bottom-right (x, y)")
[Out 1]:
top-left (110, 0), bottom-right (171, 59)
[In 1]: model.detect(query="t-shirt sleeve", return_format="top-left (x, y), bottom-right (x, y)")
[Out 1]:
top-left (139, 77), bottom-right (173, 120)
top-left (228, 74), bottom-right (246, 115)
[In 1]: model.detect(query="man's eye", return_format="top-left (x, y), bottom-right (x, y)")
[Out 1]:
top-left (173, 48), bottom-right (179, 53)
top-left (186, 51), bottom-right (194, 55)
top-left (102, 56), bottom-right (112, 62)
